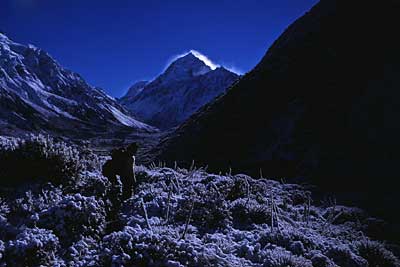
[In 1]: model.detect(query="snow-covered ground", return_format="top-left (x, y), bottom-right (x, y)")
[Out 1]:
top-left (0, 136), bottom-right (399, 266)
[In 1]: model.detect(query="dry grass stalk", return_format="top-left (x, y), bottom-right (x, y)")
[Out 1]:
top-left (140, 198), bottom-right (152, 232)
top-left (180, 198), bottom-right (195, 240)
top-left (165, 185), bottom-right (172, 224)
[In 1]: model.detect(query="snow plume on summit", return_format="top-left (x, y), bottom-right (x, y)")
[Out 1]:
top-left (165, 50), bottom-right (219, 71)
top-left (189, 50), bottom-right (219, 70)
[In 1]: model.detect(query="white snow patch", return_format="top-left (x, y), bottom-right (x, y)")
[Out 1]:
top-left (106, 104), bottom-right (154, 130)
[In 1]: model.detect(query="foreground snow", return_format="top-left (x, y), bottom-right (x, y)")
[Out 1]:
top-left (0, 136), bottom-right (399, 266)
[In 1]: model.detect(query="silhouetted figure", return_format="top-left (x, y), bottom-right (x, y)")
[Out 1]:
top-left (102, 143), bottom-right (138, 201)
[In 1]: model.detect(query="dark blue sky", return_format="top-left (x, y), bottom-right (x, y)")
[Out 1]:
top-left (1, 0), bottom-right (318, 97)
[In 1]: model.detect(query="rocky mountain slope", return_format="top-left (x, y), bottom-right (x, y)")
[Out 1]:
top-left (119, 52), bottom-right (239, 129)
top-left (0, 33), bottom-right (155, 137)
top-left (153, 0), bottom-right (400, 229)
top-left (119, 80), bottom-right (148, 100)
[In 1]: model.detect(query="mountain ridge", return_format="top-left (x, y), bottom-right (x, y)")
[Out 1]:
top-left (0, 33), bottom-right (156, 137)
top-left (120, 81), bottom-right (148, 100)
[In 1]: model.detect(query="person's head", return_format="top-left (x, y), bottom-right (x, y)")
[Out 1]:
top-left (126, 142), bottom-right (139, 156)
top-left (111, 148), bottom-right (124, 159)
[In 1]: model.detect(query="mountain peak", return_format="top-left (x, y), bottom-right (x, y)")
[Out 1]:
top-left (119, 50), bottom-right (239, 129)
top-left (159, 52), bottom-right (212, 82)
top-left (0, 33), bottom-right (11, 46)
top-left (170, 52), bottom-right (209, 70)
top-left (180, 51), bottom-right (198, 60)
top-left (0, 32), bottom-right (8, 40)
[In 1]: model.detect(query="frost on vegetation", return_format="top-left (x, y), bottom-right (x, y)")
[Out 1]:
top-left (99, 166), bottom-right (400, 267)
top-left (0, 134), bottom-right (101, 187)
top-left (4, 227), bottom-right (64, 267)
top-left (0, 136), bottom-right (399, 266)
top-left (37, 193), bottom-right (107, 245)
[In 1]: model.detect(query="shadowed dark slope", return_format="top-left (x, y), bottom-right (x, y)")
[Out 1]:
top-left (154, 0), bottom-right (400, 220)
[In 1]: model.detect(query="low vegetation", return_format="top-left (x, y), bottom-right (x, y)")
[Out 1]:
top-left (0, 136), bottom-right (399, 266)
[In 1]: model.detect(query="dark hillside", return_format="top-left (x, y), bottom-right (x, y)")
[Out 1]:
top-left (154, 0), bottom-right (400, 237)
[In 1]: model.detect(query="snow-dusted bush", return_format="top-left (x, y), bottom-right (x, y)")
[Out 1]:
top-left (309, 252), bottom-right (335, 267)
top-left (100, 226), bottom-right (238, 267)
top-left (231, 199), bottom-right (270, 229)
top-left (258, 227), bottom-right (320, 255)
top-left (175, 183), bottom-right (231, 231)
top-left (355, 240), bottom-right (400, 267)
top-left (37, 194), bottom-right (106, 245)
top-left (326, 244), bottom-right (368, 267)
top-left (0, 135), bottom-right (100, 186)
top-left (65, 236), bottom-right (100, 267)
top-left (262, 247), bottom-right (313, 267)
top-left (225, 175), bottom-right (250, 200)
top-left (72, 171), bottom-right (111, 198)
top-left (7, 185), bottom-right (64, 227)
top-left (3, 227), bottom-right (64, 267)
top-left (323, 205), bottom-right (366, 225)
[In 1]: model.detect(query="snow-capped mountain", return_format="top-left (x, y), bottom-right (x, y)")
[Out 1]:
top-left (0, 33), bottom-right (155, 136)
top-left (119, 52), bottom-right (239, 129)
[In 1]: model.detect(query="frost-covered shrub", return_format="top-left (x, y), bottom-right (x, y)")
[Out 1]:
top-left (72, 171), bottom-right (111, 198)
top-left (100, 227), bottom-right (185, 266)
top-left (225, 175), bottom-right (250, 201)
top-left (289, 190), bottom-right (310, 206)
top-left (175, 184), bottom-right (231, 231)
top-left (323, 206), bottom-right (366, 225)
top-left (326, 244), bottom-right (368, 267)
top-left (309, 251), bottom-right (334, 267)
top-left (355, 240), bottom-right (400, 267)
top-left (3, 227), bottom-right (64, 267)
top-left (261, 247), bottom-right (313, 267)
top-left (231, 199), bottom-right (270, 229)
top-left (100, 226), bottom-right (230, 267)
top-left (76, 146), bottom-right (101, 173)
top-left (0, 135), bottom-right (98, 186)
top-left (258, 228), bottom-right (319, 255)
top-left (290, 241), bottom-right (305, 255)
top-left (65, 236), bottom-right (100, 267)
top-left (38, 194), bottom-right (106, 244)
top-left (7, 185), bottom-right (63, 227)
